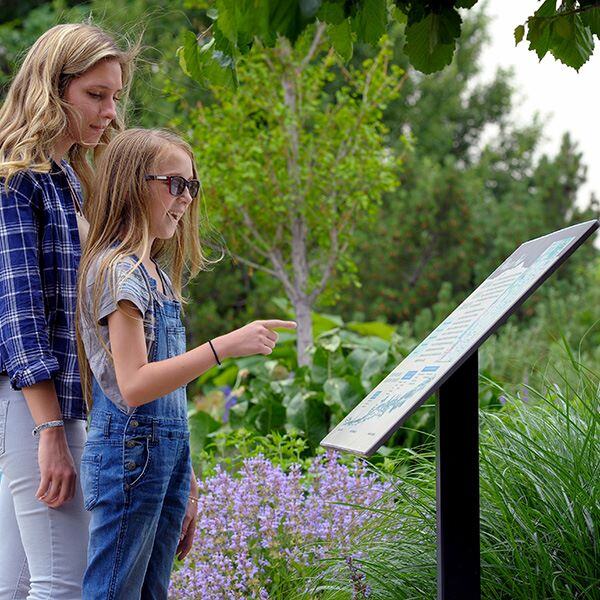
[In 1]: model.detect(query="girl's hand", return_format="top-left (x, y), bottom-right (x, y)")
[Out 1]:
top-left (176, 495), bottom-right (198, 561)
top-left (215, 320), bottom-right (296, 360)
top-left (177, 467), bottom-right (199, 561)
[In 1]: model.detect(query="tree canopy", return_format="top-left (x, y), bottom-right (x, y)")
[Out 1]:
top-left (180, 0), bottom-right (600, 90)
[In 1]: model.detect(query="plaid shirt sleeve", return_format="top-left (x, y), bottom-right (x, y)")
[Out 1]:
top-left (0, 172), bottom-right (60, 389)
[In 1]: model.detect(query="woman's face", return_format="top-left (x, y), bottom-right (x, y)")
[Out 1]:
top-left (147, 146), bottom-right (195, 241)
top-left (60, 59), bottom-right (123, 153)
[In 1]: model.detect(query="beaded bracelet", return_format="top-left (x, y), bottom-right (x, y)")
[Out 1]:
top-left (32, 419), bottom-right (64, 437)
top-left (188, 495), bottom-right (199, 504)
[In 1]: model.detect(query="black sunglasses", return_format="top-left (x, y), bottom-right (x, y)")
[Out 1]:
top-left (145, 175), bottom-right (200, 198)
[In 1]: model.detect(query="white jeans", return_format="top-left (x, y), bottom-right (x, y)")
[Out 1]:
top-left (0, 377), bottom-right (89, 599)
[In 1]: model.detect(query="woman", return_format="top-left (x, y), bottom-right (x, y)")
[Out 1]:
top-left (0, 23), bottom-right (135, 598)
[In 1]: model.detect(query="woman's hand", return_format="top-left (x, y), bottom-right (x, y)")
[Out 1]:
top-left (36, 427), bottom-right (77, 508)
top-left (215, 319), bottom-right (296, 360)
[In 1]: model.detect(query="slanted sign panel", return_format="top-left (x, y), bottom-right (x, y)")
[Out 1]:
top-left (321, 220), bottom-right (599, 457)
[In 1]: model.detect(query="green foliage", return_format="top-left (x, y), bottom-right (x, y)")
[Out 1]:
top-left (296, 356), bottom-right (600, 599)
top-left (403, 6), bottom-right (462, 73)
top-left (178, 0), bottom-right (600, 89)
top-left (516, 1), bottom-right (600, 71)
top-left (335, 12), bottom-right (598, 325)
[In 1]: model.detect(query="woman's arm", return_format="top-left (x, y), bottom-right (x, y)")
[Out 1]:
top-left (108, 299), bottom-right (295, 407)
top-left (22, 381), bottom-right (77, 508)
top-left (0, 173), bottom-right (76, 507)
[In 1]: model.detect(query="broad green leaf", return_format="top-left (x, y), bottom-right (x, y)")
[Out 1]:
top-left (404, 9), bottom-right (461, 74)
top-left (514, 24), bottom-right (525, 45)
top-left (360, 351), bottom-right (388, 389)
top-left (286, 392), bottom-right (329, 448)
top-left (178, 29), bottom-right (238, 89)
top-left (581, 7), bottom-right (600, 37)
top-left (319, 333), bottom-right (341, 353)
top-left (526, 0), bottom-right (558, 60)
top-left (347, 347), bottom-right (375, 373)
top-left (189, 410), bottom-right (221, 453)
top-left (253, 396), bottom-right (287, 434)
top-left (549, 14), bottom-right (594, 70)
top-left (347, 320), bottom-right (396, 341)
top-left (328, 18), bottom-right (353, 61)
top-left (318, 0), bottom-right (345, 25)
top-left (456, 0), bottom-right (479, 7)
top-left (323, 377), bottom-right (362, 412)
top-left (353, 0), bottom-right (387, 45)
top-left (177, 30), bottom-right (203, 79)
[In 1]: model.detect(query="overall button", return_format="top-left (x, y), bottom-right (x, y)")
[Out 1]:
top-left (130, 420), bottom-right (139, 428)
top-left (126, 439), bottom-right (136, 448)
top-left (125, 461), bottom-right (137, 471)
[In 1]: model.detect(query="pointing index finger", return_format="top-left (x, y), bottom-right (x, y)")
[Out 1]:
top-left (262, 320), bottom-right (297, 330)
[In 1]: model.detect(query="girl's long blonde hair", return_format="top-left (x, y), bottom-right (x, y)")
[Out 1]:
top-left (0, 23), bottom-right (137, 197)
top-left (77, 128), bottom-right (208, 409)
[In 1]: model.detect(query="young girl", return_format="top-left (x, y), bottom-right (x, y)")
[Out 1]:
top-left (77, 128), bottom-right (295, 598)
top-left (0, 23), bottom-right (135, 598)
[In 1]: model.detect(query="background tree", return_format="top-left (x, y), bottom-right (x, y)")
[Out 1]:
top-left (334, 13), bottom-right (598, 325)
top-left (180, 28), bottom-right (404, 365)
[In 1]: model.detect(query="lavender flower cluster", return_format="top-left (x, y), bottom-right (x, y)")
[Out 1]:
top-left (169, 451), bottom-right (389, 599)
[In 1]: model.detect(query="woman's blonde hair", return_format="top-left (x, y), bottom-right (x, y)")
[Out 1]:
top-left (77, 128), bottom-right (208, 409)
top-left (0, 23), bottom-right (137, 196)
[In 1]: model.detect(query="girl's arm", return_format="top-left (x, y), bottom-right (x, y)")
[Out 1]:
top-left (108, 299), bottom-right (295, 407)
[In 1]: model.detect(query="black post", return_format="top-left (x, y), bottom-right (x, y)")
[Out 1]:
top-left (436, 350), bottom-right (480, 600)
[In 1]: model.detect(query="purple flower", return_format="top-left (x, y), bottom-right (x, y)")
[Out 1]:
top-left (168, 452), bottom-right (390, 599)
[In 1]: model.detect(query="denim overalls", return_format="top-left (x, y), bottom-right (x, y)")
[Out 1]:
top-left (81, 260), bottom-right (191, 600)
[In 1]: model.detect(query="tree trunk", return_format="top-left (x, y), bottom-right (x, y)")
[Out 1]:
top-left (293, 297), bottom-right (313, 367)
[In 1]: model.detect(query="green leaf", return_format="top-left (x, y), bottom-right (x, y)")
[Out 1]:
top-left (328, 18), bottom-right (353, 61)
top-left (404, 9), bottom-right (461, 74)
top-left (549, 14), bottom-right (594, 70)
top-left (189, 410), bottom-right (221, 453)
top-left (286, 392), bottom-right (329, 448)
top-left (526, 0), bottom-right (558, 60)
top-left (323, 377), bottom-right (362, 412)
top-left (353, 0), bottom-right (387, 45)
top-left (177, 30), bottom-right (203, 79)
top-left (178, 29), bottom-right (238, 90)
top-left (581, 7), bottom-right (600, 37)
top-left (318, 0), bottom-right (345, 25)
top-left (456, 0), bottom-right (479, 8)
top-left (514, 24), bottom-right (525, 45)
top-left (360, 351), bottom-right (388, 389)
top-left (319, 333), bottom-right (341, 353)
top-left (347, 320), bottom-right (396, 341)
top-left (252, 396), bottom-right (287, 434)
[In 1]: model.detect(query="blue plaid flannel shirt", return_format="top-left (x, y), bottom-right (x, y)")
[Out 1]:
top-left (0, 160), bottom-right (85, 420)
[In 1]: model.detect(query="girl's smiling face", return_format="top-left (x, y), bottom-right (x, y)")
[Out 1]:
top-left (147, 146), bottom-right (195, 240)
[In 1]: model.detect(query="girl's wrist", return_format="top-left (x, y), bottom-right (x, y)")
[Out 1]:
top-left (211, 335), bottom-right (230, 361)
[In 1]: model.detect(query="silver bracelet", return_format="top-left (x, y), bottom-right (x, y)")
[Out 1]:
top-left (32, 420), bottom-right (64, 437)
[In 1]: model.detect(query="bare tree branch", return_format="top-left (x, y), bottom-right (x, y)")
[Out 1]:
top-left (299, 22), bottom-right (326, 72)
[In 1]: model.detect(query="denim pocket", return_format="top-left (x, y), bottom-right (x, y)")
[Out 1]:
top-left (166, 326), bottom-right (186, 358)
top-left (80, 452), bottom-right (102, 511)
top-left (123, 435), bottom-right (150, 489)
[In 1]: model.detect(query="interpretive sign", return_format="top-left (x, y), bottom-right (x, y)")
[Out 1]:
top-left (322, 220), bottom-right (599, 457)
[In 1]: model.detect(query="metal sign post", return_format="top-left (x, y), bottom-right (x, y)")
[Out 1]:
top-left (437, 351), bottom-right (480, 599)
